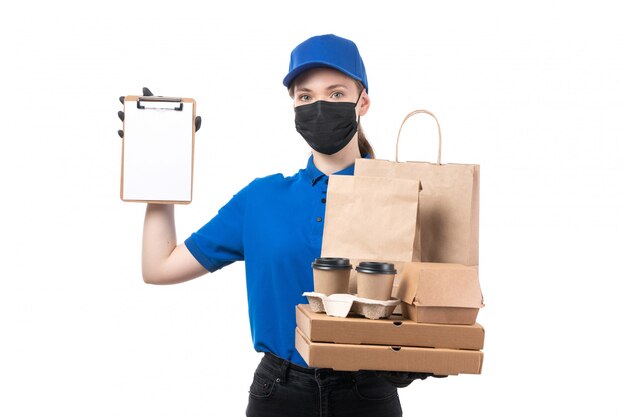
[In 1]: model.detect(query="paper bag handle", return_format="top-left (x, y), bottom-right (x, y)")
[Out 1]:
top-left (395, 109), bottom-right (442, 165)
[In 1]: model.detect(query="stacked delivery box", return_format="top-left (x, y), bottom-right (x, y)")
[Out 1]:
top-left (295, 262), bottom-right (484, 375)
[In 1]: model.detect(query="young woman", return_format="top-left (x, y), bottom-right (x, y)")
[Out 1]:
top-left (119, 34), bottom-right (430, 416)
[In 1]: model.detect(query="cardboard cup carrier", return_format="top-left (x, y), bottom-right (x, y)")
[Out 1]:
top-left (305, 259), bottom-right (400, 320)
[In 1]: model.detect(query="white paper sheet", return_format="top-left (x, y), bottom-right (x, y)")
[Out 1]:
top-left (121, 97), bottom-right (194, 202)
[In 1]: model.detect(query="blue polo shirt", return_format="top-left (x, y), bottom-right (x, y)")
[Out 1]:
top-left (184, 154), bottom-right (365, 367)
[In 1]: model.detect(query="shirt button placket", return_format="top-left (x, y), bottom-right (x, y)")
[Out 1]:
top-left (314, 177), bottom-right (327, 229)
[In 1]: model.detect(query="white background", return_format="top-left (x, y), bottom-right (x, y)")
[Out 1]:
top-left (1, 1), bottom-right (625, 416)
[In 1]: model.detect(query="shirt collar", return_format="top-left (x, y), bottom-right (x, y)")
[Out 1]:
top-left (304, 153), bottom-right (372, 186)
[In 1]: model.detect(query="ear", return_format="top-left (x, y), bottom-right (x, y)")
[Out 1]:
top-left (357, 90), bottom-right (370, 116)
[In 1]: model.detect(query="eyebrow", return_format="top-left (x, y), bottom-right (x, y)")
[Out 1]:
top-left (295, 83), bottom-right (350, 93)
top-left (325, 84), bottom-right (349, 90)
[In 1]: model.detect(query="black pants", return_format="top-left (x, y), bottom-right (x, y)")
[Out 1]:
top-left (246, 352), bottom-right (402, 417)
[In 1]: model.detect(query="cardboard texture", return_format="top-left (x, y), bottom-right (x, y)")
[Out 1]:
top-left (397, 262), bottom-right (484, 325)
top-left (295, 327), bottom-right (482, 375)
top-left (355, 158), bottom-right (479, 266)
top-left (303, 293), bottom-right (325, 313)
top-left (313, 268), bottom-right (350, 295)
top-left (353, 110), bottom-right (479, 266)
top-left (356, 271), bottom-right (395, 300)
top-left (321, 175), bottom-right (421, 263)
top-left (296, 304), bottom-right (484, 350)
top-left (347, 259), bottom-right (405, 294)
top-left (302, 294), bottom-right (400, 320)
top-left (351, 298), bottom-right (399, 320)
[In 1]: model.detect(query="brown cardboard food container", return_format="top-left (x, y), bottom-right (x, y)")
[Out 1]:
top-left (295, 327), bottom-right (482, 375)
top-left (397, 262), bottom-right (484, 325)
top-left (296, 304), bottom-right (484, 350)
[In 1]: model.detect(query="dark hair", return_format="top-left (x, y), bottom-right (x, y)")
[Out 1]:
top-left (354, 82), bottom-right (375, 158)
top-left (288, 77), bottom-right (375, 159)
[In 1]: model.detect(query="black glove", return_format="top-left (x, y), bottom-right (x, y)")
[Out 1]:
top-left (117, 87), bottom-right (202, 138)
top-left (375, 371), bottom-right (448, 388)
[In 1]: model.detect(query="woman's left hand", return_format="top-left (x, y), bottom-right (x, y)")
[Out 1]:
top-left (117, 87), bottom-right (202, 138)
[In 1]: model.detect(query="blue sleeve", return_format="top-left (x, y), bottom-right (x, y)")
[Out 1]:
top-left (184, 181), bottom-right (251, 272)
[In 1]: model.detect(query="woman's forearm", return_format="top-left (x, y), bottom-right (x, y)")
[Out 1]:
top-left (141, 203), bottom-right (177, 282)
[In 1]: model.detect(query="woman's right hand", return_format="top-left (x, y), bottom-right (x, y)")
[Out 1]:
top-left (116, 87), bottom-right (202, 138)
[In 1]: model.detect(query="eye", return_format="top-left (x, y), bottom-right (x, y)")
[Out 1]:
top-left (298, 94), bottom-right (311, 102)
top-left (331, 91), bottom-right (344, 99)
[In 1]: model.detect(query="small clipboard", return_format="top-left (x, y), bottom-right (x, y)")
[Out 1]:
top-left (120, 95), bottom-right (196, 204)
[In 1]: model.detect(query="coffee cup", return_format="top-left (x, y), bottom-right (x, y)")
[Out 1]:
top-left (311, 257), bottom-right (352, 295)
top-left (355, 262), bottom-right (397, 301)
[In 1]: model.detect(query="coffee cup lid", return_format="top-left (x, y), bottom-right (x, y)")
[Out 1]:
top-left (355, 261), bottom-right (397, 275)
top-left (311, 257), bottom-right (352, 270)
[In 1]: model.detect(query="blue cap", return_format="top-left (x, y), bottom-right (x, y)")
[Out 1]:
top-left (283, 34), bottom-right (368, 92)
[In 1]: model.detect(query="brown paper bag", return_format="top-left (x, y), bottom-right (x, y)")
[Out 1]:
top-left (321, 175), bottom-right (421, 263)
top-left (355, 110), bottom-right (480, 266)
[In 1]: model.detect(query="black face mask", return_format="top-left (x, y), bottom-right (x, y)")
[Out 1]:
top-left (294, 94), bottom-right (361, 155)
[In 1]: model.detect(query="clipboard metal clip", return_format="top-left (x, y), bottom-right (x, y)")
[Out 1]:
top-left (137, 96), bottom-right (183, 111)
